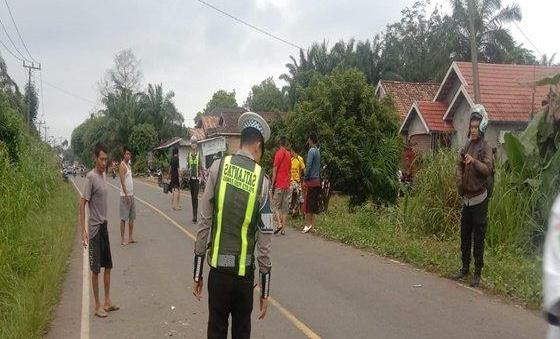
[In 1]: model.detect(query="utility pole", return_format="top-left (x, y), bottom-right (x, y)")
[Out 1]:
top-left (467, 0), bottom-right (481, 104)
top-left (22, 60), bottom-right (41, 129)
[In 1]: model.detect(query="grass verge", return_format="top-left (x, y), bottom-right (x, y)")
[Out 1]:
top-left (294, 195), bottom-right (542, 308)
top-left (0, 182), bottom-right (78, 338)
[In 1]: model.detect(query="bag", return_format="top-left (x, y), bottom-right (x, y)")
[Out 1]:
top-left (163, 182), bottom-right (170, 194)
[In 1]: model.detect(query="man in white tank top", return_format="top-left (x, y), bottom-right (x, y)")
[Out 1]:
top-left (119, 147), bottom-right (136, 245)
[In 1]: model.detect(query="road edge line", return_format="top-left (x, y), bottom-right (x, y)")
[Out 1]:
top-left (70, 179), bottom-right (90, 339)
top-left (107, 182), bottom-right (321, 338)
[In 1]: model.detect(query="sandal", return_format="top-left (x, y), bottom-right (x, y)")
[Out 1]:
top-left (104, 304), bottom-right (120, 312)
top-left (274, 226), bottom-right (284, 235)
top-left (95, 309), bottom-right (108, 318)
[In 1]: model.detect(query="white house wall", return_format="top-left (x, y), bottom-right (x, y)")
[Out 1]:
top-left (452, 100), bottom-right (472, 149)
top-left (407, 113), bottom-right (429, 138)
top-left (178, 146), bottom-right (188, 170)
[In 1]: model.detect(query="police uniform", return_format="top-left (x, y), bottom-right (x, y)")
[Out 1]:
top-left (193, 112), bottom-right (273, 339)
top-left (544, 195), bottom-right (560, 339)
top-left (188, 138), bottom-right (202, 223)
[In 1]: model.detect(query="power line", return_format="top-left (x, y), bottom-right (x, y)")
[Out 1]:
top-left (42, 79), bottom-right (97, 105)
top-left (513, 22), bottom-right (543, 57)
top-left (0, 35), bottom-right (24, 61)
top-left (195, 0), bottom-right (303, 50)
top-left (0, 14), bottom-right (27, 61)
top-left (4, 0), bottom-right (37, 62)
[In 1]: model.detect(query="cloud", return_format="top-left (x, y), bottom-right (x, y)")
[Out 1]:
top-left (1, 0), bottom-right (556, 143)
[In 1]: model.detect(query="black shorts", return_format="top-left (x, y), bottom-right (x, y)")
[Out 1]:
top-left (304, 185), bottom-right (321, 214)
top-left (89, 222), bottom-right (113, 273)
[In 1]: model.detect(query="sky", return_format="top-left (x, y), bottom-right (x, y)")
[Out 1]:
top-left (0, 0), bottom-right (558, 143)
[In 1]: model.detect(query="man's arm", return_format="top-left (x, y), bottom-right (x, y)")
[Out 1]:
top-left (256, 177), bottom-right (272, 319)
top-left (80, 176), bottom-right (93, 246)
top-left (193, 159), bottom-right (220, 299)
top-left (304, 149), bottom-right (314, 180)
top-left (119, 162), bottom-right (128, 197)
top-left (473, 143), bottom-right (493, 177)
top-left (271, 150), bottom-right (280, 187)
top-left (79, 197), bottom-right (88, 246)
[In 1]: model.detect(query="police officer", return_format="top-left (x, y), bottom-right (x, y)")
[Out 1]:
top-left (188, 136), bottom-right (203, 224)
top-left (193, 112), bottom-right (273, 339)
top-left (453, 104), bottom-right (493, 287)
top-left (544, 195), bottom-right (560, 339)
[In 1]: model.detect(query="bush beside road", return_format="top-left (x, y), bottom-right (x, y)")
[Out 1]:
top-left (291, 150), bottom-right (543, 308)
top-left (0, 111), bottom-right (79, 337)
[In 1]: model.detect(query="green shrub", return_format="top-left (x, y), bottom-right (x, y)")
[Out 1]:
top-left (402, 150), bottom-right (461, 238)
top-left (0, 110), bottom-right (78, 338)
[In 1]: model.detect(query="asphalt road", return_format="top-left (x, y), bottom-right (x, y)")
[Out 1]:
top-left (46, 176), bottom-right (547, 339)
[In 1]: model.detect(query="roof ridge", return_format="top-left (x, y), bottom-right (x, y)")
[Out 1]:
top-left (381, 80), bottom-right (439, 85)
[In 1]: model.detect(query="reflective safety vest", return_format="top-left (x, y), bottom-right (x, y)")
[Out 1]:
top-left (209, 155), bottom-right (264, 276)
top-left (188, 152), bottom-right (199, 178)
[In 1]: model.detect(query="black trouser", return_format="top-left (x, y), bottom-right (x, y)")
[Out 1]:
top-left (207, 269), bottom-right (254, 339)
top-left (189, 178), bottom-right (199, 220)
top-left (460, 199), bottom-right (488, 275)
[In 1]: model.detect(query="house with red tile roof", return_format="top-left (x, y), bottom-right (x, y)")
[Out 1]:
top-left (194, 110), bottom-right (286, 155)
top-left (375, 80), bottom-right (440, 121)
top-left (400, 62), bottom-right (560, 154)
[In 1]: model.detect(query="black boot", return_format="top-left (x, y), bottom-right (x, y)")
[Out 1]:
top-left (471, 268), bottom-right (482, 287)
top-left (470, 274), bottom-right (481, 287)
top-left (451, 268), bottom-right (469, 280)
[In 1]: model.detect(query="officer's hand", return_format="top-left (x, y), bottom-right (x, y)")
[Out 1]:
top-left (193, 278), bottom-right (203, 300)
top-left (259, 297), bottom-right (268, 320)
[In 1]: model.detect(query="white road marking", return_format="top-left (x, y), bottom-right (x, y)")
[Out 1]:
top-left (106, 181), bottom-right (322, 339)
top-left (70, 179), bottom-right (90, 339)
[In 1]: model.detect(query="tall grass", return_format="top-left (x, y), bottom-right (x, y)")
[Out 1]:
top-left (0, 132), bottom-right (78, 337)
top-left (401, 150), bottom-right (461, 238)
top-left (300, 148), bottom-right (546, 306)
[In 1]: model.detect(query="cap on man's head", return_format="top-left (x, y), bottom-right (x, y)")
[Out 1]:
top-left (238, 112), bottom-right (271, 142)
top-left (190, 136), bottom-right (198, 144)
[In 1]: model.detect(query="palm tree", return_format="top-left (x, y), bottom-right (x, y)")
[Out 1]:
top-left (541, 53), bottom-right (558, 66)
top-left (139, 84), bottom-right (183, 142)
top-left (451, 0), bottom-right (523, 63)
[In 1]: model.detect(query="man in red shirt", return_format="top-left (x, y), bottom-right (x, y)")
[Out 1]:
top-left (271, 136), bottom-right (291, 235)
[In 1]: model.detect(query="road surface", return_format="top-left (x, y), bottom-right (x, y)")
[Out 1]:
top-left (46, 176), bottom-right (547, 338)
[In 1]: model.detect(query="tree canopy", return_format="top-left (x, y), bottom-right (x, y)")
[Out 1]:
top-left (71, 50), bottom-right (187, 168)
top-left (202, 89), bottom-right (238, 115)
top-left (244, 77), bottom-right (287, 112)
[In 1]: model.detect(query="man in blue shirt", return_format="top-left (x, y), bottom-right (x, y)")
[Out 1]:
top-left (302, 132), bottom-right (321, 233)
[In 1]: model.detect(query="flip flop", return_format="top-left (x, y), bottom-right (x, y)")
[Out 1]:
top-left (128, 240), bottom-right (137, 244)
top-left (95, 309), bottom-right (108, 318)
top-left (104, 304), bottom-right (120, 312)
top-left (273, 226), bottom-right (284, 235)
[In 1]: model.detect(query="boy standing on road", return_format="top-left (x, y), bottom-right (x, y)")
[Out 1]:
top-left (271, 136), bottom-right (291, 235)
top-left (193, 112), bottom-right (273, 339)
top-left (188, 136), bottom-right (203, 224)
top-left (302, 132), bottom-right (321, 234)
top-left (79, 142), bottom-right (120, 318)
top-left (119, 146), bottom-right (136, 246)
top-left (289, 147), bottom-right (305, 216)
top-left (169, 146), bottom-right (181, 210)
top-left (453, 105), bottom-right (493, 287)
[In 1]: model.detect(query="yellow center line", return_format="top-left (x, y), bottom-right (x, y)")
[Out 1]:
top-left (106, 181), bottom-right (321, 339)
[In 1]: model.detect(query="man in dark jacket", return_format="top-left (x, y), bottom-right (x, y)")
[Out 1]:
top-left (453, 105), bottom-right (493, 287)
